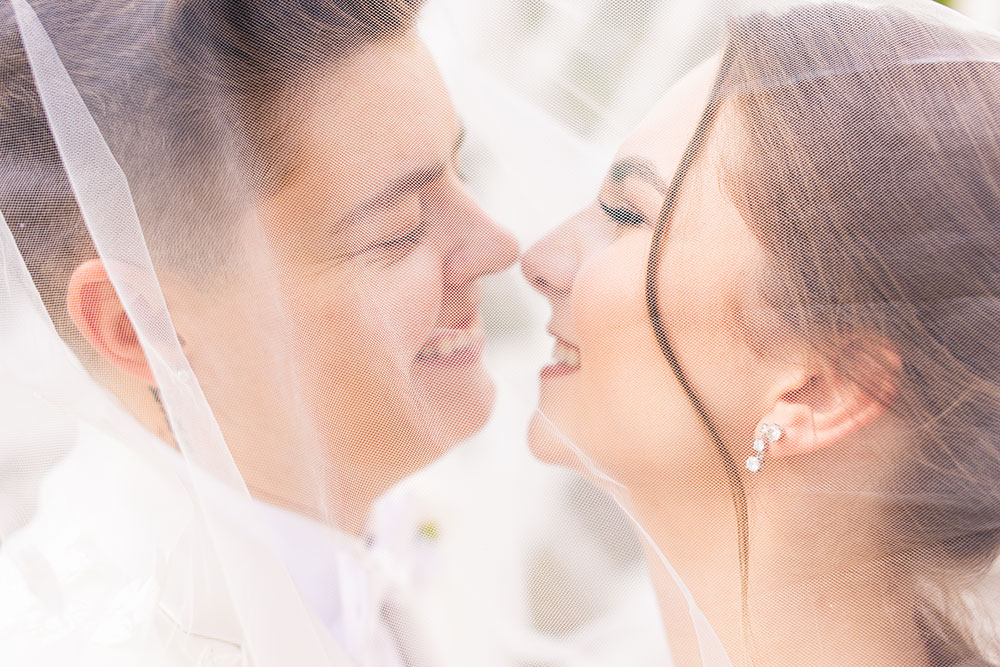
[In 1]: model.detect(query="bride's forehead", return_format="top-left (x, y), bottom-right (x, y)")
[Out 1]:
top-left (614, 54), bottom-right (723, 176)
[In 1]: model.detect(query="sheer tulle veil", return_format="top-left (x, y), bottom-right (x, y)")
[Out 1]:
top-left (3, 0), bottom-right (1000, 665)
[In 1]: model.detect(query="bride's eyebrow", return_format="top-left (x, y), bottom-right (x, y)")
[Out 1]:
top-left (452, 125), bottom-right (466, 160)
top-left (607, 156), bottom-right (667, 194)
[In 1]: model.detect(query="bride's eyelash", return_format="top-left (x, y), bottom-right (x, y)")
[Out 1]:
top-left (599, 200), bottom-right (646, 227)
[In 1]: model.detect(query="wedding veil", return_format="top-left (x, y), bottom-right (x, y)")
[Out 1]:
top-left (4, 0), bottom-right (1000, 665)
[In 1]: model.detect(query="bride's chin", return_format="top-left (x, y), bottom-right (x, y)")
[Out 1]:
top-left (527, 409), bottom-right (583, 470)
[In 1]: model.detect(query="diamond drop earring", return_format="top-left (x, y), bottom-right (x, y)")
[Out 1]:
top-left (746, 422), bottom-right (783, 472)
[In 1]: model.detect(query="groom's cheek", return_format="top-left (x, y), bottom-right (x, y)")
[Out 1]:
top-left (370, 249), bottom-right (445, 355)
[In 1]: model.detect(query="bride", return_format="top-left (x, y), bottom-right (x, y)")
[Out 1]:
top-left (524, 1), bottom-right (1000, 665)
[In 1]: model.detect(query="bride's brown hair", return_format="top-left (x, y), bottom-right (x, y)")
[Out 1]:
top-left (648, 4), bottom-right (1000, 664)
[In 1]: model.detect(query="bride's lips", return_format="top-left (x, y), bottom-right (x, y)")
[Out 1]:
top-left (541, 330), bottom-right (581, 378)
top-left (414, 327), bottom-right (485, 368)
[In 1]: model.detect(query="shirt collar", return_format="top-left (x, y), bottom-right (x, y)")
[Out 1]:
top-left (155, 444), bottom-right (378, 654)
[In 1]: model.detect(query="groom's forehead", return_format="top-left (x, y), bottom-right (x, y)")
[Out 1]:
top-left (293, 35), bottom-right (459, 157)
top-left (258, 37), bottom-right (460, 200)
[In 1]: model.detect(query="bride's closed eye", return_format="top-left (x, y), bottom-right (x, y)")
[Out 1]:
top-left (598, 155), bottom-right (667, 231)
top-left (598, 200), bottom-right (647, 228)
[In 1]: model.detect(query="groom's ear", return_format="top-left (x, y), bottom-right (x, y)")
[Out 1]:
top-left (66, 258), bottom-right (155, 384)
top-left (762, 338), bottom-right (902, 459)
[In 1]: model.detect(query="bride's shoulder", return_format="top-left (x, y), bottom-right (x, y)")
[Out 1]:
top-left (0, 425), bottom-right (242, 666)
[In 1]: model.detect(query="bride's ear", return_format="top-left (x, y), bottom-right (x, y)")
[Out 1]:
top-left (66, 258), bottom-right (155, 384)
top-left (762, 339), bottom-right (902, 459)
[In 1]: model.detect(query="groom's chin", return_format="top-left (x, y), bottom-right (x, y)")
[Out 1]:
top-left (417, 365), bottom-right (496, 448)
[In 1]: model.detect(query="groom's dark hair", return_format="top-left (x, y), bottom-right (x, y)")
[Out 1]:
top-left (0, 0), bottom-right (426, 317)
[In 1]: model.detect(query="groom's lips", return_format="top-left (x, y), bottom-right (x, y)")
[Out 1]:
top-left (414, 307), bottom-right (485, 368)
top-left (414, 327), bottom-right (485, 367)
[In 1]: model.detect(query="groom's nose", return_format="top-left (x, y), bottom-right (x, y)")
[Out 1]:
top-left (521, 219), bottom-right (579, 300)
top-left (442, 190), bottom-right (519, 286)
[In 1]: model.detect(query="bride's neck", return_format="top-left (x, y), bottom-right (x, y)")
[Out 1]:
top-left (629, 489), bottom-right (930, 667)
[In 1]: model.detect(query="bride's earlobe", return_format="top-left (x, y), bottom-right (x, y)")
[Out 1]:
top-left (66, 258), bottom-right (156, 384)
top-left (759, 342), bottom-right (901, 461)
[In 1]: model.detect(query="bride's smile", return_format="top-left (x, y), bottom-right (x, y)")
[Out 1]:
top-left (542, 333), bottom-right (580, 378)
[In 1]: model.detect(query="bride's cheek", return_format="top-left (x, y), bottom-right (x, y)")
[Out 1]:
top-left (567, 232), bottom-right (677, 473)
top-left (571, 232), bottom-right (653, 369)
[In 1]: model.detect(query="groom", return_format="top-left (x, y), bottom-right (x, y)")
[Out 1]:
top-left (0, 0), bottom-right (516, 663)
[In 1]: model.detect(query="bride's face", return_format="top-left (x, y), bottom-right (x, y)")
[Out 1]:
top-left (524, 57), bottom-right (769, 489)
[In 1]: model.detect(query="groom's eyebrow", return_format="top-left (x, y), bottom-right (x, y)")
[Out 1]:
top-left (346, 125), bottom-right (467, 221)
top-left (608, 156), bottom-right (668, 194)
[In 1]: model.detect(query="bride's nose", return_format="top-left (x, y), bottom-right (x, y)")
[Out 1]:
top-left (521, 221), bottom-right (579, 300)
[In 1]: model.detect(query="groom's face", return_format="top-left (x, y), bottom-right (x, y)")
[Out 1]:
top-left (166, 34), bottom-right (517, 502)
